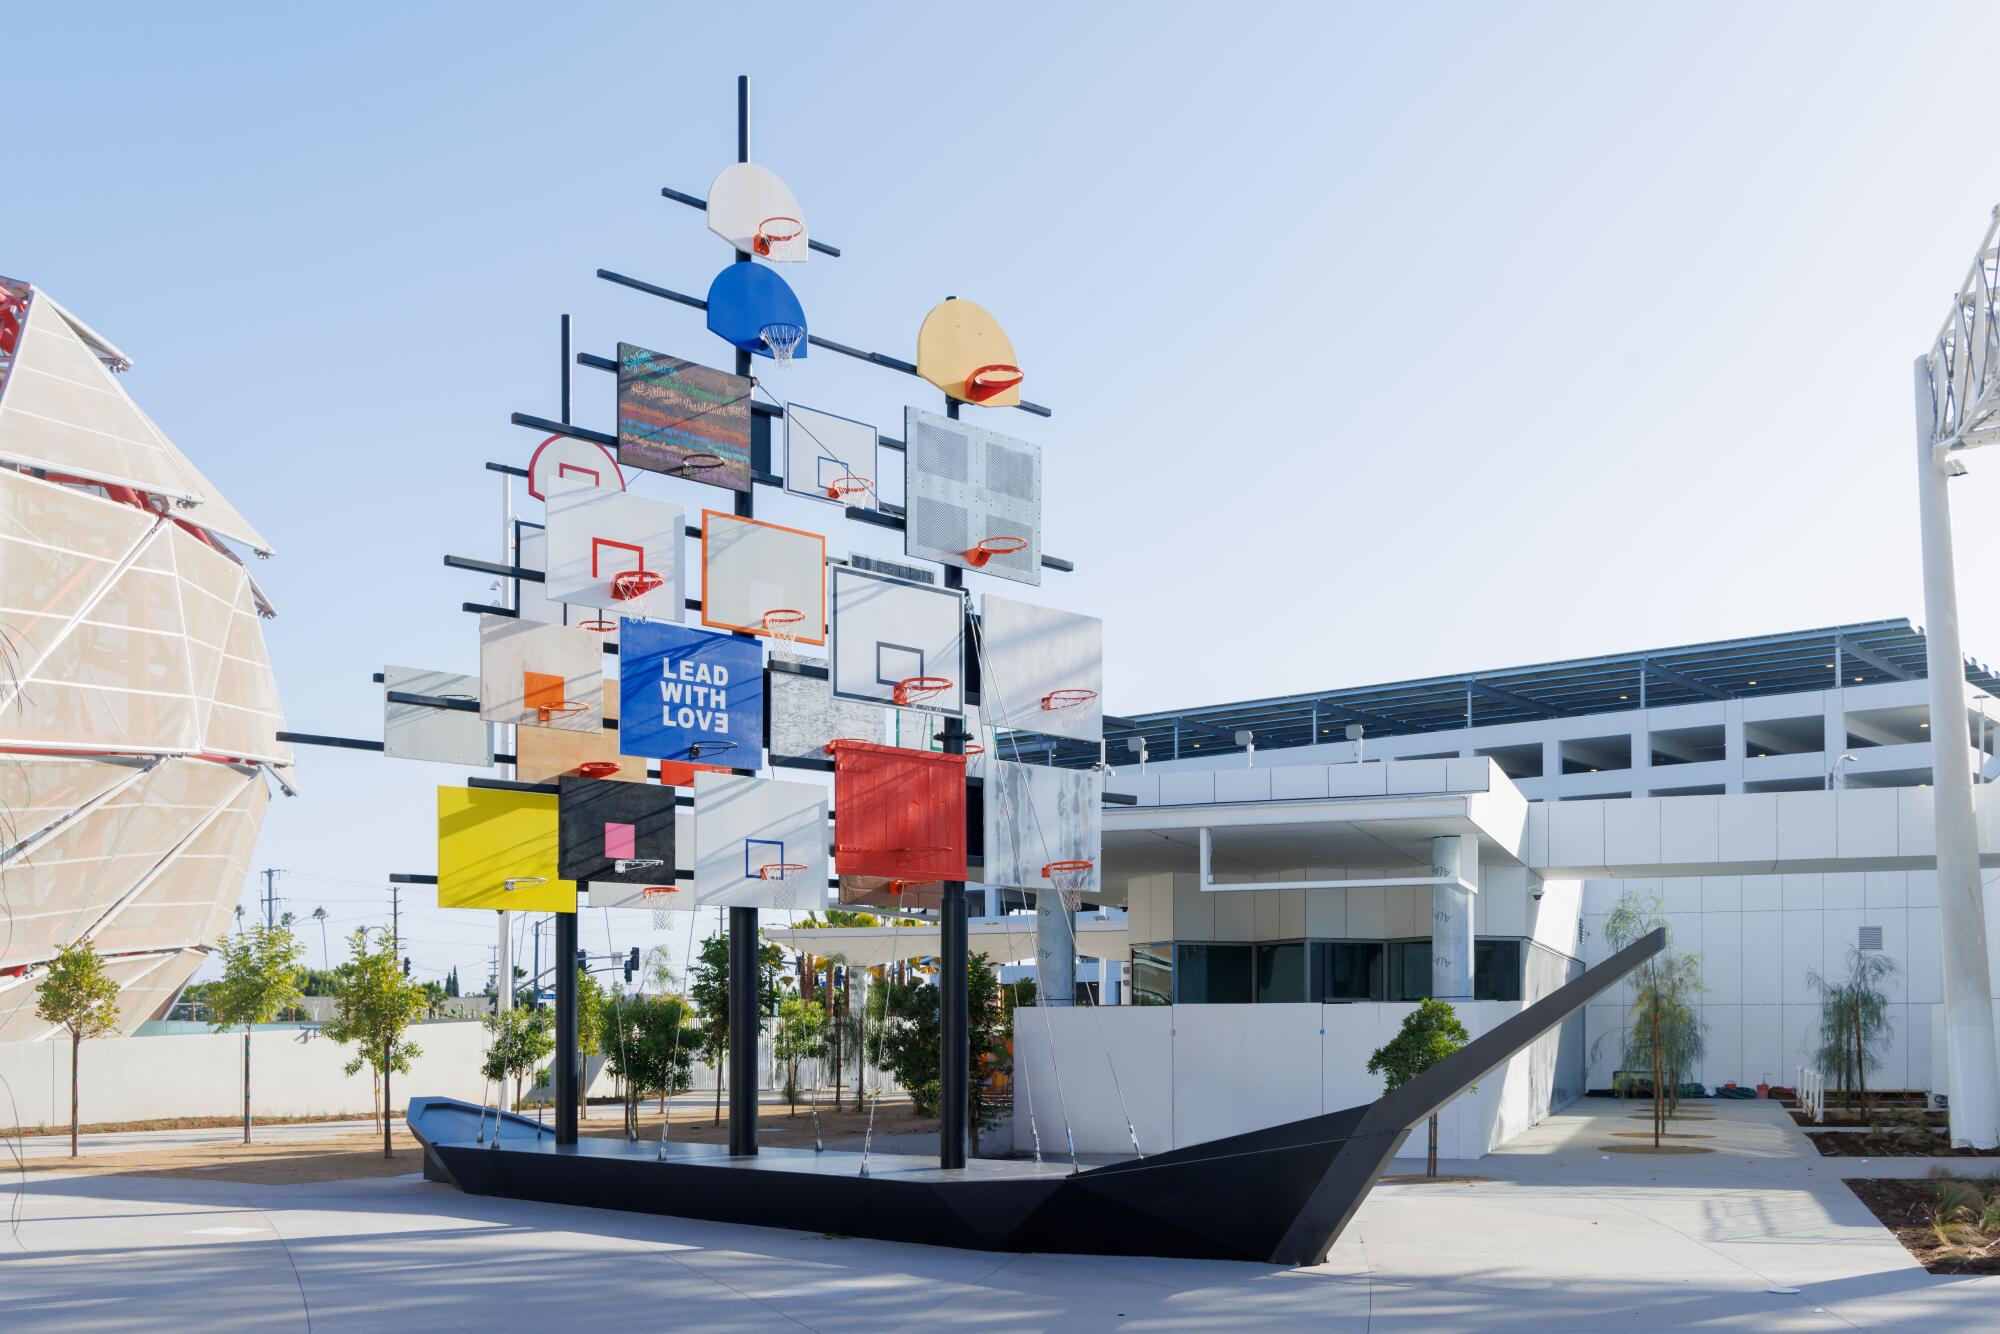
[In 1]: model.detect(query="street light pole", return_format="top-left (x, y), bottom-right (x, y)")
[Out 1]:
top-left (1912, 210), bottom-right (2000, 1148)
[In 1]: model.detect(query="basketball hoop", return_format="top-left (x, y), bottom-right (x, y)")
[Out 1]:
top-left (688, 739), bottom-right (738, 761)
top-left (756, 862), bottom-right (808, 882)
top-left (760, 608), bottom-right (806, 659)
top-left (535, 700), bottom-right (589, 723)
top-left (1042, 860), bottom-right (1095, 914)
top-left (823, 738), bottom-right (870, 755)
top-left (577, 617), bottom-right (617, 634)
top-left (753, 216), bottom-right (804, 258)
top-left (963, 363), bottom-right (1024, 403)
top-left (1041, 688), bottom-right (1097, 712)
top-left (668, 453), bottom-right (726, 478)
top-left (640, 885), bottom-right (680, 930)
top-left (760, 322), bottom-right (805, 365)
top-left (576, 761), bottom-right (621, 779)
top-left (825, 475), bottom-right (873, 503)
top-left (611, 570), bottom-right (664, 601)
top-left (892, 676), bottom-right (952, 706)
top-left (962, 536), bottom-right (1028, 569)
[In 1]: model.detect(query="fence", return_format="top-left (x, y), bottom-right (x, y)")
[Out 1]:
top-left (0, 1021), bottom-right (901, 1131)
top-left (1796, 1066), bottom-right (1826, 1123)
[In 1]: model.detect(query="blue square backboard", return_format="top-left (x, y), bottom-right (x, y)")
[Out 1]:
top-left (618, 620), bottom-right (764, 763)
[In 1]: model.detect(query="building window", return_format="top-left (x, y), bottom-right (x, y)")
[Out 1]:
top-left (1131, 943), bottom-right (1173, 1006)
top-left (1386, 940), bottom-right (1432, 1001)
top-left (1255, 942), bottom-right (1306, 1003)
top-left (1177, 943), bottom-right (1253, 1004)
top-left (1473, 939), bottom-right (1522, 1001)
top-left (1313, 942), bottom-right (1384, 1002)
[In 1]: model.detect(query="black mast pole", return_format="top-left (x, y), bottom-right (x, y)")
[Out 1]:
top-left (937, 391), bottom-right (970, 1170)
top-left (554, 910), bottom-right (578, 1144)
top-left (726, 71), bottom-right (762, 1159)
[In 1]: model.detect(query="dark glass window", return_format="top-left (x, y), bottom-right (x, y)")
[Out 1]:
top-left (1313, 942), bottom-right (1384, 1001)
top-left (1131, 943), bottom-right (1173, 1006)
top-left (1386, 940), bottom-right (1432, 1001)
top-left (1255, 942), bottom-right (1306, 1003)
top-left (1473, 938), bottom-right (1522, 1001)
top-left (1178, 943), bottom-right (1253, 1003)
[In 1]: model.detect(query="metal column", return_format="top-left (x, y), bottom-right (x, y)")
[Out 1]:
top-left (554, 911), bottom-right (578, 1145)
top-left (724, 72), bottom-right (764, 1159)
top-left (1912, 356), bottom-right (2000, 1149)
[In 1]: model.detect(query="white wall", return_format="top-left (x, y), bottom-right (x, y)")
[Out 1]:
top-left (0, 1021), bottom-right (492, 1129)
top-left (1014, 999), bottom-right (1576, 1161)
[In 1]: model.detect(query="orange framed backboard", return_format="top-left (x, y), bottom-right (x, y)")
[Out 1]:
top-left (700, 509), bottom-right (827, 644)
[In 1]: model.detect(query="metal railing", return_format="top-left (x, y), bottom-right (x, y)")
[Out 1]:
top-left (1797, 1066), bottom-right (1826, 1123)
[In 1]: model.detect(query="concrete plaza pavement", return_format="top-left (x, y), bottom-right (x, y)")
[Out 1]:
top-left (0, 1097), bottom-right (1994, 1331)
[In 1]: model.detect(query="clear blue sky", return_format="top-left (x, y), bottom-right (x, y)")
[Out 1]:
top-left (12, 4), bottom-right (2000, 987)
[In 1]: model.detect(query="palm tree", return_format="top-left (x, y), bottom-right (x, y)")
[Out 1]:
top-left (312, 906), bottom-right (330, 970)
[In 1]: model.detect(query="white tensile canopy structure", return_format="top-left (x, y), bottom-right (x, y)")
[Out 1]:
top-left (763, 917), bottom-right (1130, 969)
top-left (0, 276), bottom-right (290, 1041)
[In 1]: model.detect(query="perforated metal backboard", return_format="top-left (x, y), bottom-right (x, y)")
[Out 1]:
top-left (984, 760), bottom-right (1102, 895)
top-left (700, 509), bottom-right (826, 644)
top-left (545, 489), bottom-right (685, 622)
top-left (477, 615), bottom-right (601, 733)
top-left (383, 666), bottom-right (490, 767)
top-left (903, 408), bottom-right (1040, 586)
top-left (829, 564), bottom-right (965, 717)
top-left (693, 772), bottom-right (828, 911)
top-left (976, 594), bottom-right (1103, 743)
top-left (785, 403), bottom-right (877, 507)
top-left (769, 669), bottom-right (884, 762)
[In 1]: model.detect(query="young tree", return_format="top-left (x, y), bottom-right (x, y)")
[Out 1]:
top-left (482, 1003), bottom-right (555, 1113)
top-left (575, 966), bottom-right (605, 1120)
top-left (686, 930), bottom-right (785, 1126)
top-left (34, 940), bottom-right (122, 1157)
top-left (1599, 890), bottom-right (1707, 1147)
top-left (1368, 998), bottom-right (1471, 1178)
top-left (208, 921), bottom-right (305, 1144)
top-left (599, 992), bottom-right (704, 1135)
top-left (771, 995), bottom-right (829, 1116)
top-left (870, 953), bottom-right (1011, 1153)
top-left (323, 927), bottom-right (432, 1156)
top-left (1807, 946), bottom-right (1899, 1119)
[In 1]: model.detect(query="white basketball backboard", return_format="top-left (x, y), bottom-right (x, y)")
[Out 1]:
top-left (527, 434), bottom-right (624, 501)
top-left (903, 408), bottom-right (1041, 586)
top-left (705, 162), bottom-right (809, 261)
top-left (785, 404), bottom-right (877, 507)
top-left (976, 595), bottom-right (1103, 743)
top-left (830, 565), bottom-right (965, 717)
top-left (383, 666), bottom-right (490, 767)
top-left (700, 510), bottom-right (826, 644)
top-left (545, 489), bottom-right (685, 622)
top-left (693, 772), bottom-right (828, 911)
top-left (477, 615), bottom-right (602, 733)
top-left (984, 760), bottom-right (1102, 895)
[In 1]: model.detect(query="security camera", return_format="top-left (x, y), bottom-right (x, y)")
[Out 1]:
top-left (1530, 882), bottom-right (1545, 901)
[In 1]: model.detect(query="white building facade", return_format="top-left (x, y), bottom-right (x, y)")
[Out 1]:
top-left (999, 621), bottom-right (2000, 1156)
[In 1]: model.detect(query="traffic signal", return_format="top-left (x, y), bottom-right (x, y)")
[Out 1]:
top-left (576, 948), bottom-right (588, 973)
top-left (402, 956), bottom-right (411, 976)
top-left (624, 946), bottom-right (640, 982)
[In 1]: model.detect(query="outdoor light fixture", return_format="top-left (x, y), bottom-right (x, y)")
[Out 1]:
top-left (1346, 723), bottom-right (1365, 762)
top-left (1236, 729), bottom-right (1255, 768)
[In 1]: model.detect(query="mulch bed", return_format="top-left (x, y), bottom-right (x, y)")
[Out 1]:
top-left (1601, 1143), bottom-right (1713, 1155)
top-left (1845, 1178), bottom-right (2000, 1275)
top-left (1611, 1131), bottom-right (1713, 1139)
top-left (1808, 1131), bottom-right (2000, 1158)
top-left (1788, 1108), bottom-right (1947, 1130)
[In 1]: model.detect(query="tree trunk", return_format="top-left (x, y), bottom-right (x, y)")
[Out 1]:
top-left (1426, 1113), bottom-right (1438, 1177)
top-left (832, 982), bottom-right (844, 1112)
top-left (69, 1030), bottom-right (80, 1158)
top-left (1854, 1008), bottom-right (1869, 1119)
top-left (714, 1054), bottom-right (724, 1127)
top-left (243, 1027), bottom-right (253, 1144)
top-left (383, 1037), bottom-right (394, 1159)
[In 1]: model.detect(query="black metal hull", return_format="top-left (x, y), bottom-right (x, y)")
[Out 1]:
top-left (409, 928), bottom-right (1662, 1266)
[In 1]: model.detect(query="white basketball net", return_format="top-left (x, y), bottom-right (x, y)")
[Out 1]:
top-left (1044, 861), bottom-right (1094, 915)
top-left (761, 609), bottom-right (805, 661)
top-left (642, 888), bottom-right (677, 931)
top-left (761, 322), bottom-right (804, 365)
